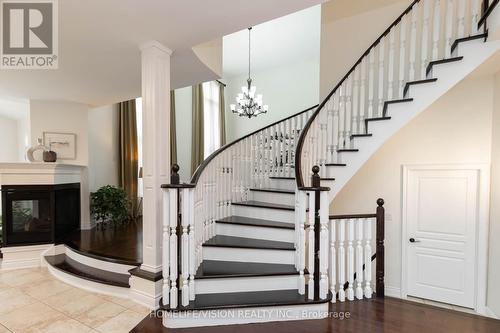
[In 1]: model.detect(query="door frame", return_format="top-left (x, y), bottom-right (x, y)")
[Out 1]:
top-left (401, 164), bottom-right (490, 315)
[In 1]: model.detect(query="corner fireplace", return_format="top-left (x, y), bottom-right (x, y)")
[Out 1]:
top-left (1, 183), bottom-right (80, 247)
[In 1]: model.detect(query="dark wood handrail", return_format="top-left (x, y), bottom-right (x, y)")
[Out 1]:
top-left (329, 213), bottom-right (377, 220)
top-left (294, 0), bottom-right (421, 187)
top-left (189, 104), bottom-right (318, 185)
top-left (478, 0), bottom-right (500, 28)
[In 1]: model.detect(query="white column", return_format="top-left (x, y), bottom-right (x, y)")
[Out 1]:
top-left (140, 41), bottom-right (173, 273)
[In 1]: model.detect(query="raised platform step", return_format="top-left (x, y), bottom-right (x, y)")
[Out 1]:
top-left (45, 253), bottom-right (130, 288)
top-left (196, 260), bottom-right (298, 279)
top-left (161, 288), bottom-right (331, 328)
top-left (203, 235), bottom-right (294, 251)
top-left (217, 216), bottom-right (294, 229)
top-left (162, 288), bottom-right (330, 312)
top-left (232, 200), bottom-right (294, 211)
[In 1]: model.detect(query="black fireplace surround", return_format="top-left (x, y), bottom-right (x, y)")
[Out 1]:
top-left (1, 183), bottom-right (80, 247)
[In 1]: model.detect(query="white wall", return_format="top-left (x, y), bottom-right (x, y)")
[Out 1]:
top-left (88, 104), bottom-right (119, 192)
top-left (224, 59), bottom-right (320, 142)
top-left (320, 0), bottom-right (410, 98)
top-left (331, 77), bottom-right (494, 297)
top-left (0, 115), bottom-right (19, 161)
top-left (488, 73), bottom-right (500, 318)
top-left (30, 100), bottom-right (89, 166)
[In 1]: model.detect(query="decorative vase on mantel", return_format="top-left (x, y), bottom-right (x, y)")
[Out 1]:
top-left (26, 138), bottom-right (57, 163)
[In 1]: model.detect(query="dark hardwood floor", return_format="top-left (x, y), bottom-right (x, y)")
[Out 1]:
top-left (62, 221), bottom-right (142, 265)
top-left (131, 297), bottom-right (500, 333)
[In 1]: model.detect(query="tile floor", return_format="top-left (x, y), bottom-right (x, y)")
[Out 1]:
top-left (0, 267), bottom-right (151, 333)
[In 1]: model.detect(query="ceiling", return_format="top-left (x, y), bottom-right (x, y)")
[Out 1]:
top-left (223, 5), bottom-right (321, 78)
top-left (0, 0), bottom-right (323, 107)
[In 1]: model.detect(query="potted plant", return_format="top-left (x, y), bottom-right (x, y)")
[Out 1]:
top-left (90, 185), bottom-right (130, 228)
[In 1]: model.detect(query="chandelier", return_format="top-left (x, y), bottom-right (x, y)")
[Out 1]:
top-left (230, 27), bottom-right (268, 118)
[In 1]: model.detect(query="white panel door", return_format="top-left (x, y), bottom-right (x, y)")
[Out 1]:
top-left (405, 168), bottom-right (478, 308)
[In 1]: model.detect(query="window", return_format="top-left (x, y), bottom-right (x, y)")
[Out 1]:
top-left (203, 81), bottom-right (220, 158)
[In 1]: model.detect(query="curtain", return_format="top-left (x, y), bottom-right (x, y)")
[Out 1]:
top-left (218, 82), bottom-right (226, 146)
top-left (191, 84), bottom-right (204, 174)
top-left (118, 100), bottom-right (139, 215)
top-left (170, 90), bottom-right (177, 165)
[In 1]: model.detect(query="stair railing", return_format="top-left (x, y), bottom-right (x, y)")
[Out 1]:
top-left (295, 0), bottom-right (485, 188)
top-left (297, 167), bottom-right (385, 301)
top-left (161, 105), bottom-right (317, 308)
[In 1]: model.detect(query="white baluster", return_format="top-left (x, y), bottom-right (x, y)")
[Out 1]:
top-left (368, 50), bottom-right (375, 119)
top-left (181, 188), bottom-right (190, 306)
top-left (169, 188), bottom-right (178, 309)
top-left (162, 189), bottom-right (170, 306)
top-left (355, 219), bottom-right (364, 299)
top-left (345, 75), bottom-right (353, 146)
top-left (338, 86), bottom-right (346, 149)
top-left (188, 189), bottom-right (195, 300)
top-left (364, 218), bottom-right (373, 298)
top-left (329, 220), bottom-right (336, 303)
top-left (338, 219), bottom-right (346, 302)
top-left (421, 0), bottom-right (431, 79)
top-left (320, 191), bottom-right (329, 299)
top-left (377, 38), bottom-right (385, 117)
top-left (352, 66), bottom-right (360, 135)
top-left (471, 0), bottom-right (479, 34)
top-left (409, 6), bottom-right (418, 81)
top-left (387, 28), bottom-right (396, 101)
top-left (332, 93), bottom-right (340, 162)
top-left (432, 0), bottom-right (441, 60)
top-left (445, 0), bottom-right (455, 58)
top-left (399, 13), bottom-right (408, 98)
top-left (326, 100), bottom-right (334, 163)
top-left (457, 0), bottom-right (466, 39)
top-left (308, 191), bottom-right (316, 300)
top-left (347, 219), bottom-right (355, 301)
top-left (298, 191), bottom-right (307, 295)
top-left (359, 57), bottom-right (367, 133)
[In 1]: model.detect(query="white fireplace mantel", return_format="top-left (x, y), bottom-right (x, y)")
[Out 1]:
top-left (0, 162), bottom-right (91, 229)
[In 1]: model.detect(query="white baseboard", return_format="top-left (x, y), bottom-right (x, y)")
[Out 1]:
top-left (485, 307), bottom-right (499, 319)
top-left (0, 244), bottom-right (53, 270)
top-left (384, 286), bottom-right (401, 298)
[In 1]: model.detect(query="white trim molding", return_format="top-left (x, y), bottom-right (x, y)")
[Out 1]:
top-left (0, 244), bottom-right (53, 270)
top-left (401, 163), bottom-right (490, 315)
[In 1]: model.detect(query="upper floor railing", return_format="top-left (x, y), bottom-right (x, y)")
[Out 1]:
top-left (295, 0), bottom-right (486, 187)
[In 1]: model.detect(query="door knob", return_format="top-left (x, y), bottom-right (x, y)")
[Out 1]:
top-left (409, 238), bottom-right (420, 243)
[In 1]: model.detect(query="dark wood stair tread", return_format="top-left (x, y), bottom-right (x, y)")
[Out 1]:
top-left (325, 163), bottom-right (347, 166)
top-left (351, 134), bottom-right (372, 140)
top-left (161, 288), bottom-right (331, 312)
top-left (203, 235), bottom-right (295, 251)
top-left (403, 78), bottom-right (438, 97)
top-left (217, 216), bottom-right (294, 229)
top-left (337, 149), bottom-right (359, 152)
top-left (195, 260), bottom-right (298, 279)
top-left (426, 56), bottom-right (463, 76)
top-left (232, 200), bottom-right (295, 211)
top-left (383, 98), bottom-right (413, 116)
top-left (249, 187), bottom-right (294, 194)
top-left (451, 32), bottom-right (488, 54)
top-left (45, 253), bottom-right (130, 288)
top-left (269, 176), bottom-right (294, 180)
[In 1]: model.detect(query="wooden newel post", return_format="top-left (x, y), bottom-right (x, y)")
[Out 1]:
top-left (311, 166), bottom-right (321, 300)
top-left (171, 164), bottom-right (180, 185)
top-left (376, 198), bottom-right (385, 298)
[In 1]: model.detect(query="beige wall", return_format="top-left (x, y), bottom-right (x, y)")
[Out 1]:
top-left (331, 77), bottom-right (494, 294)
top-left (0, 116), bottom-right (19, 162)
top-left (488, 73), bottom-right (500, 317)
top-left (30, 100), bottom-right (89, 166)
top-left (320, 0), bottom-right (410, 98)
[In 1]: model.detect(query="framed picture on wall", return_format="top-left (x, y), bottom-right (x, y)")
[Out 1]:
top-left (43, 132), bottom-right (77, 160)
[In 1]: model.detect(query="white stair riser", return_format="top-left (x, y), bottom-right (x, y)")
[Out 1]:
top-left (203, 247), bottom-right (295, 265)
top-left (233, 205), bottom-right (294, 223)
top-left (268, 178), bottom-right (296, 191)
top-left (163, 302), bottom-right (329, 328)
top-left (195, 275), bottom-right (298, 294)
top-left (65, 246), bottom-right (136, 275)
top-left (250, 191), bottom-right (295, 206)
top-left (451, 37), bottom-right (485, 57)
top-left (216, 223), bottom-right (294, 242)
